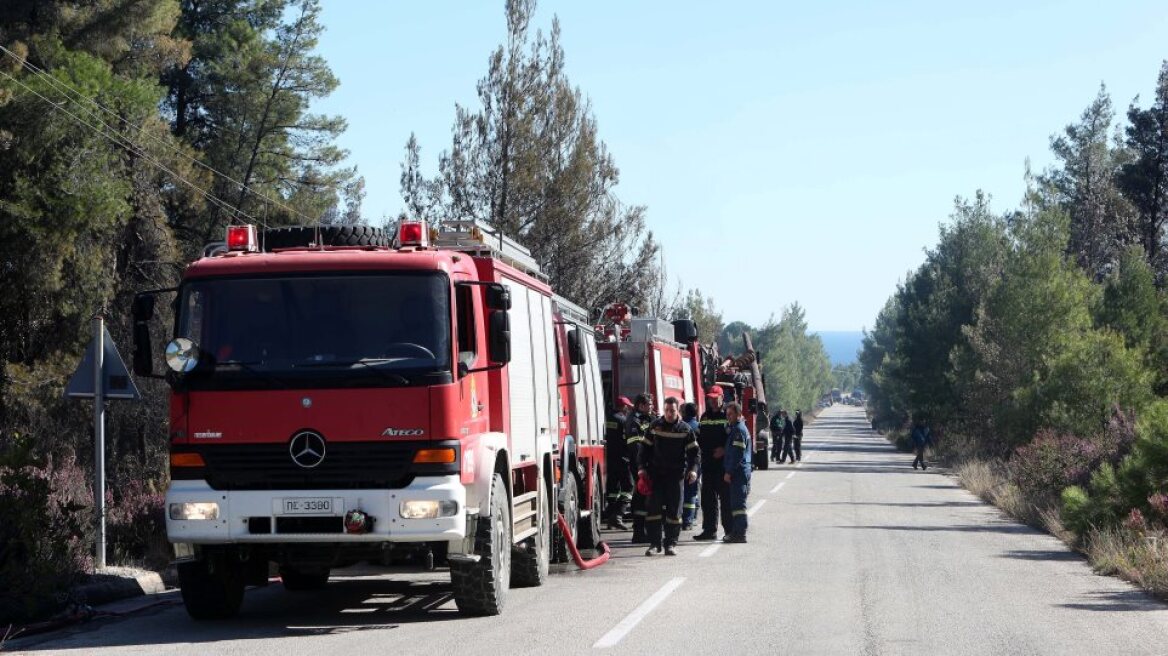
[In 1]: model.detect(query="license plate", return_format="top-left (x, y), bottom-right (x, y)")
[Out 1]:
top-left (279, 497), bottom-right (339, 515)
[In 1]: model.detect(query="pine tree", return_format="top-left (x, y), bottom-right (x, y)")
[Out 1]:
top-left (1119, 62), bottom-right (1168, 277)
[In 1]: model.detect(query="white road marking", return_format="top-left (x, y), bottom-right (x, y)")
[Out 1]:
top-left (698, 543), bottom-right (723, 558)
top-left (747, 499), bottom-right (767, 517)
top-left (785, 471), bottom-right (796, 480)
top-left (593, 577), bottom-right (687, 649)
top-left (770, 481), bottom-right (786, 494)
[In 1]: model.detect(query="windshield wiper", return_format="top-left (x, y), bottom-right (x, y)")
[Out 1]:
top-left (295, 358), bottom-right (413, 385)
top-left (214, 359), bottom-right (292, 389)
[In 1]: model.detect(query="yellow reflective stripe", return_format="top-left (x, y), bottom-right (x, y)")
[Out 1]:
top-left (732, 510), bottom-right (748, 516)
top-left (645, 515), bottom-right (663, 521)
top-left (683, 503), bottom-right (698, 509)
top-left (626, 436), bottom-right (643, 444)
top-left (665, 518), bottom-right (682, 525)
top-left (731, 441), bottom-right (746, 448)
top-left (651, 430), bottom-right (691, 439)
top-left (700, 419), bottom-right (728, 425)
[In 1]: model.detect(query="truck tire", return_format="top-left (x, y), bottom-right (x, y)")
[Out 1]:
top-left (553, 473), bottom-right (579, 564)
top-left (279, 566), bottom-right (330, 591)
top-left (512, 474), bottom-right (550, 588)
top-left (451, 473), bottom-right (510, 616)
top-left (177, 556), bottom-right (245, 620)
top-left (576, 467), bottom-right (603, 551)
top-left (262, 225), bottom-right (389, 251)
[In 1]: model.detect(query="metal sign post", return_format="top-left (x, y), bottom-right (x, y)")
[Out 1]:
top-left (66, 315), bottom-right (139, 571)
top-left (93, 316), bottom-right (106, 570)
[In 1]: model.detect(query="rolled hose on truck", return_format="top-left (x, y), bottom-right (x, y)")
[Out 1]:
top-left (555, 512), bottom-right (611, 570)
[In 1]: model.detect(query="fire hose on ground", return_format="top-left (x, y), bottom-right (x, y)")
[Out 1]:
top-left (555, 513), bottom-right (611, 570)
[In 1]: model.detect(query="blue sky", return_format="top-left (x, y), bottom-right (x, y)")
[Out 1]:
top-left (313, 1), bottom-right (1168, 331)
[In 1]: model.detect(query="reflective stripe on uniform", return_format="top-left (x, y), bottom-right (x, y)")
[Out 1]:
top-left (645, 514), bottom-right (663, 522)
top-left (732, 510), bottom-right (748, 516)
top-left (665, 517), bottom-right (682, 525)
top-left (683, 503), bottom-right (697, 509)
top-left (731, 441), bottom-right (746, 448)
top-left (626, 436), bottom-right (643, 445)
top-left (700, 419), bottom-right (728, 426)
top-left (650, 430), bottom-right (692, 439)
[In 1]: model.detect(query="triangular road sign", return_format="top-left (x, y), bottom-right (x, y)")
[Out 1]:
top-left (65, 326), bottom-right (141, 400)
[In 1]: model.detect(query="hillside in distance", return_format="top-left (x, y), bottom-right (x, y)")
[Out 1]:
top-left (816, 331), bottom-right (864, 365)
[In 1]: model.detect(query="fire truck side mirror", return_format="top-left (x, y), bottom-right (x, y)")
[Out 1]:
top-left (568, 328), bottom-right (586, 366)
top-left (672, 319), bottom-right (698, 343)
top-left (485, 284), bottom-right (511, 311)
top-left (488, 310), bottom-right (511, 364)
top-left (131, 294), bottom-right (156, 376)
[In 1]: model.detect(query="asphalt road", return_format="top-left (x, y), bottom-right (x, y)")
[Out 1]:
top-left (12, 405), bottom-right (1168, 655)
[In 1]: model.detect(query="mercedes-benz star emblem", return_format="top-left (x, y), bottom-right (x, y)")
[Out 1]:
top-left (289, 431), bottom-right (326, 469)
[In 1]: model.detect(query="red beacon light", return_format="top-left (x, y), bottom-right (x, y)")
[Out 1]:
top-left (225, 225), bottom-right (258, 252)
top-left (397, 220), bottom-right (430, 248)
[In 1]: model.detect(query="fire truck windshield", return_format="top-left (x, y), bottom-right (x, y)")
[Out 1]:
top-left (176, 273), bottom-right (452, 389)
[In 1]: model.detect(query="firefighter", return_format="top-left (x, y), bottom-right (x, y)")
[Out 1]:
top-left (770, 409), bottom-right (785, 463)
top-left (722, 401), bottom-right (751, 543)
top-left (625, 393), bottom-right (655, 544)
top-left (779, 410), bottom-right (797, 464)
top-left (604, 396), bottom-right (635, 530)
top-left (695, 385), bottom-right (730, 541)
top-left (681, 402), bottom-right (701, 529)
top-left (638, 396), bottom-right (700, 556)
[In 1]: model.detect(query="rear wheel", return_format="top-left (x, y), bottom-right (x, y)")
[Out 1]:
top-left (279, 566), bottom-right (330, 591)
top-left (577, 467), bottom-right (603, 550)
top-left (451, 473), bottom-right (511, 616)
top-left (512, 474), bottom-right (551, 587)
top-left (177, 554), bottom-right (245, 620)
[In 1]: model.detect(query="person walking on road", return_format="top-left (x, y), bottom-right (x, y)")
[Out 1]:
top-left (722, 402), bottom-right (752, 543)
top-left (639, 397), bottom-right (700, 556)
top-left (695, 386), bottom-right (730, 541)
top-left (626, 394), bottom-right (656, 543)
top-left (778, 410), bottom-right (796, 464)
top-left (793, 410), bottom-right (805, 462)
top-left (681, 402), bottom-right (701, 530)
top-left (604, 396), bottom-right (634, 530)
top-left (912, 418), bottom-right (933, 470)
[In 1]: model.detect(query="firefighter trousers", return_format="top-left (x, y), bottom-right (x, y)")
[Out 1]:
top-left (780, 435), bottom-right (796, 463)
top-left (727, 475), bottom-right (750, 537)
top-left (629, 461), bottom-right (646, 536)
top-left (605, 454), bottom-right (632, 519)
top-left (646, 472), bottom-right (685, 548)
top-left (700, 459), bottom-right (730, 536)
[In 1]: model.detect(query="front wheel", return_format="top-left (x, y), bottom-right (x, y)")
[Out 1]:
top-left (553, 472), bottom-right (579, 564)
top-left (451, 473), bottom-right (511, 616)
top-left (576, 468), bottom-right (603, 550)
top-left (177, 555), bottom-right (245, 620)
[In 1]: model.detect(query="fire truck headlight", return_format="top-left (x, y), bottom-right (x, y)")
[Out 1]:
top-left (169, 502), bottom-right (220, 521)
top-left (399, 500), bottom-right (459, 519)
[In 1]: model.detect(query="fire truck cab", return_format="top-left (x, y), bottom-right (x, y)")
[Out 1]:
top-left (132, 220), bottom-right (601, 619)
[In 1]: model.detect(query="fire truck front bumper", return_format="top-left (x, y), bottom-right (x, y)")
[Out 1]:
top-left (166, 475), bottom-right (467, 544)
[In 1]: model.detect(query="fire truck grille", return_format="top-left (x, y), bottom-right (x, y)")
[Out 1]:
top-left (200, 442), bottom-right (417, 490)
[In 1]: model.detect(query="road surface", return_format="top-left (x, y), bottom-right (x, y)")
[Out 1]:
top-left (11, 405), bottom-right (1168, 655)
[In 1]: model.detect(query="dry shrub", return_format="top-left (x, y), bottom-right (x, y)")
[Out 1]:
top-left (1084, 527), bottom-right (1168, 598)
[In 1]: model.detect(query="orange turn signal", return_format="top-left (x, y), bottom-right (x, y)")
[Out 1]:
top-left (170, 452), bottom-right (206, 468)
top-left (413, 448), bottom-right (457, 464)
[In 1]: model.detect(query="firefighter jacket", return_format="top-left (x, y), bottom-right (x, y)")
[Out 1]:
top-left (698, 407), bottom-right (729, 455)
top-left (639, 417), bottom-right (700, 479)
top-left (724, 420), bottom-right (752, 481)
top-left (605, 410), bottom-right (629, 459)
top-left (783, 418), bottom-right (795, 439)
top-left (624, 410), bottom-right (654, 464)
top-left (794, 415), bottom-right (804, 438)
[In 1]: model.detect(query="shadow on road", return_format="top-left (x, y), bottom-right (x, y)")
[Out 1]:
top-left (1059, 589), bottom-right (1167, 612)
top-left (14, 577), bottom-right (467, 652)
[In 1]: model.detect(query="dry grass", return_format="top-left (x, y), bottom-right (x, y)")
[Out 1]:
top-left (954, 459), bottom-right (1045, 529)
top-left (1084, 528), bottom-right (1168, 598)
top-left (954, 458), bottom-right (1168, 599)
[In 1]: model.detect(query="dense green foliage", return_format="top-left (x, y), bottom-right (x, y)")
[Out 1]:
top-left (0, 0), bottom-right (356, 623)
top-left (860, 61), bottom-right (1168, 547)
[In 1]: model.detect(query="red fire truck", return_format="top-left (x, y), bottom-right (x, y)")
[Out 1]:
top-left (594, 304), bottom-right (704, 415)
top-left (131, 220), bottom-right (605, 619)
